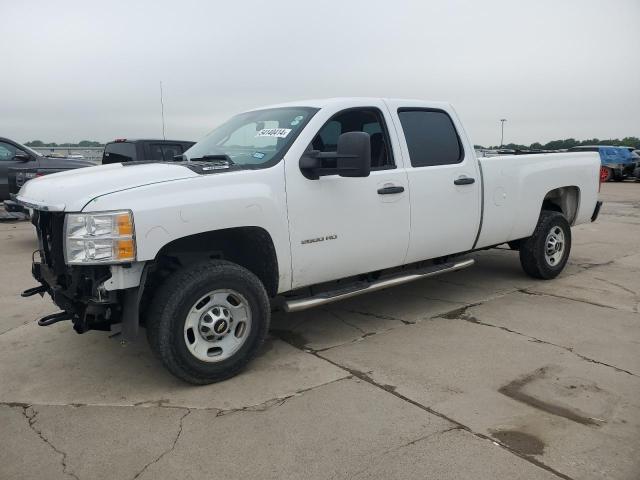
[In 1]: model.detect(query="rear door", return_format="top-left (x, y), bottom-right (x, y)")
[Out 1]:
top-left (385, 101), bottom-right (482, 263)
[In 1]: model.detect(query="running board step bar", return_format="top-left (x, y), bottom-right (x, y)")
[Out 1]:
top-left (284, 258), bottom-right (475, 313)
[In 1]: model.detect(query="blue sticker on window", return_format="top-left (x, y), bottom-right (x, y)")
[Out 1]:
top-left (252, 151), bottom-right (265, 159)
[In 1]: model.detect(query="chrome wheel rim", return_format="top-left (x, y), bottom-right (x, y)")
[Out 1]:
top-left (544, 226), bottom-right (565, 267)
top-left (183, 289), bottom-right (251, 362)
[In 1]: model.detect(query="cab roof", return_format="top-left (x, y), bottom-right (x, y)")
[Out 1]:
top-left (254, 97), bottom-right (453, 111)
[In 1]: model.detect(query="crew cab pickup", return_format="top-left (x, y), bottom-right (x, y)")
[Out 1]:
top-left (16, 98), bottom-right (602, 384)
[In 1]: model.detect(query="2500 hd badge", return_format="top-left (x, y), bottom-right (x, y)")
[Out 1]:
top-left (301, 234), bottom-right (338, 245)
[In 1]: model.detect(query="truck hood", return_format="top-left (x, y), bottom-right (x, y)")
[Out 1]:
top-left (16, 162), bottom-right (199, 212)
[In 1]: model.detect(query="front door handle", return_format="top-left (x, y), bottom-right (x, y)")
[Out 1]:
top-left (454, 176), bottom-right (475, 185)
top-left (377, 185), bottom-right (405, 195)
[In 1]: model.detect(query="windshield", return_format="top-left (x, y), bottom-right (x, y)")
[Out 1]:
top-left (185, 107), bottom-right (317, 167)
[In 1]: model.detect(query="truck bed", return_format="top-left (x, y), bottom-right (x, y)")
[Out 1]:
top-left (476, 152), bottom-right (600, 248)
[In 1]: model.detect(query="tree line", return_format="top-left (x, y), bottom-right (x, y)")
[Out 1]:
top-left (25, 140), bottom-right (104, 148)
top-left (26, 136), bottom-right (640, 151)
top-left (475, 137), bottom-right (640, 151)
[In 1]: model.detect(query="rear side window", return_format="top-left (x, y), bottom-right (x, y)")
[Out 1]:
top-left (398, 109), bottom-right (463, 167)
top-left (103, 142), bottom-right (136, 163)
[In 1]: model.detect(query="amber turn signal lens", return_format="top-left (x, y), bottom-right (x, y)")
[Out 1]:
top-left (116, 239), bottom-right (136, 260)
top-left (116, 213), bottom-right (134, 236)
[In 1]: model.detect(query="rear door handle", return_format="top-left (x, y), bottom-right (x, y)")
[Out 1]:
top-left (377, 186), bottom-right (405, 195)
top-left (454, 176), bottom-right (475, 185)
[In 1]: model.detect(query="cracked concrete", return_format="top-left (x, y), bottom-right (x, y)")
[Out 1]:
top-left (1, 183), bottom-right (639, 480)
top-left (0, 330), bottom-right (348, 409)
top-left (461, 291), bottom-right (640, 376)
top-left (134, 378), bottom-right (460, 480)
top-left (22, 406), bottom-right (80, 480)
top-left (132, 409), bottom-right (190, 479)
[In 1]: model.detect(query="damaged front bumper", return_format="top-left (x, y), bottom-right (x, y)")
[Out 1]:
top-left (23, 209), bottom-right (146, 340)
top-left (29, 257), bottom-right (121, 334)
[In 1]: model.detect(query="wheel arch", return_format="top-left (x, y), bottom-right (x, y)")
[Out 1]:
top-left (541, 185), bottom-right (580, 225)
top-left (146, 226), bottom-right (279, 299)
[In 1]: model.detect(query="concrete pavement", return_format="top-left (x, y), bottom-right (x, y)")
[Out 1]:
top-left (1, 182), bottom-right (639, 479)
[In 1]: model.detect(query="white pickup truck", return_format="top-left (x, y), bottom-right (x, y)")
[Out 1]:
top-left (17, 98), bottom-right (602, 384)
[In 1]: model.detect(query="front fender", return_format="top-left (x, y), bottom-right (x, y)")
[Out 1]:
top-left (83, 164), bottom-right (292, 292)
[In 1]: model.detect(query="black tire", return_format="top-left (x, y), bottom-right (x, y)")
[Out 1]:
top-left (519, 210), bottom-right (571, 280)
top-left (146, 260), bottom-right (270, 384)
top-left (507, 240), bottom-right (521, 251)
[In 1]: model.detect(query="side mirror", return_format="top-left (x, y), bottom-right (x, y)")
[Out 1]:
top-left (299, 131), bottom-right (371, 180)
top-left (13, 153), bottom-right (31, 162)
top-left (336, 131), bottom-right (371, 178)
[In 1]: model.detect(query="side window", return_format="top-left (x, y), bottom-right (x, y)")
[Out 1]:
top-left (161, 144), bottom-right (183, 160)
top-left (0, 142), bottom-right (20, 161)
top-left (149, 144), bottom-right (164, 160)
top-left (318, 121), bottom-right (341, 150)
top-left (311, 109), bottom-right (394, 170)
top-left (362, 122), bottom-right (381, 135)
top-left (398, 109), bottom-right (463, 167)
top-left (149, 143), bottom-right (184, 160)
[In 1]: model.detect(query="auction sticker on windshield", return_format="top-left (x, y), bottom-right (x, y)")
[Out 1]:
top-left (256, 128), bottom-right (291, 138)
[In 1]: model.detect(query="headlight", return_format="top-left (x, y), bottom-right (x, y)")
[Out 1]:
top-left (64, 210), bottom-right (136, 264)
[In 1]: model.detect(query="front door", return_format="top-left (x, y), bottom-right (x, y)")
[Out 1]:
top-left (0, 141), bottom-right (33, 200)
top-left (285, 103), bottom-right (411, 288)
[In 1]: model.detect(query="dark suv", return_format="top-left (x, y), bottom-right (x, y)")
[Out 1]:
top-left (102, 139), bottom-right (195, 164)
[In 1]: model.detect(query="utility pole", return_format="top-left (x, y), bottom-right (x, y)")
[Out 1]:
top-left (160, 81), bottom-right (166, 140)
top-left (500, 118), bottom-right (507, 148)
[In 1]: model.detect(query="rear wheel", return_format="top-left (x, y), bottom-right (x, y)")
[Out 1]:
top-left (519, 210), bottom-right (571, 279)
top-left (146, 260), bottom-right (270, 384)
top-left (600, 166), bottom-right (612, 182)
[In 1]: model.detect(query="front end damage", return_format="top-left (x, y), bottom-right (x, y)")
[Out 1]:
top-left (24, 210), bottom-right (143, 339)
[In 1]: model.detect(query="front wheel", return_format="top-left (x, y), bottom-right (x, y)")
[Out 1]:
top-left (519, 210), bottom-right (571, 279)
top-left (146, 260), bottom-right (270, 384)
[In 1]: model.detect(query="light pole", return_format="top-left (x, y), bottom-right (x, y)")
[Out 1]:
top-left (500, 118), bottom-right (507, 148)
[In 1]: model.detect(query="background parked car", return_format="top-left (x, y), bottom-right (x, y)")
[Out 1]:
top-left (567, 145), bottom-right (636, 181)
top-left (102, 139), bottom-right (195, 164)
top-left (1, 137), bottom-right (95, 211)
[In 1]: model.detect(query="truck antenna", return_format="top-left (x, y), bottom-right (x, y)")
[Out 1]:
top-left (160, 81), bottom-right (166, 140)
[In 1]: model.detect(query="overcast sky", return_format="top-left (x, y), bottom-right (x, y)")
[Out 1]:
top-left (1, 0), bottom-right (638, 146)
